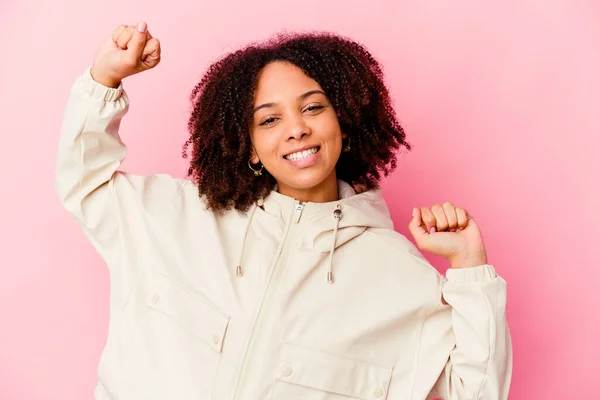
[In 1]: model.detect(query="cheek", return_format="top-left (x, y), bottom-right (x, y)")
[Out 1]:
top-left (252, 132), bottom-right (281, 160)
top-left (310, 113), bottom-right (342, 142)
top-left (326, 113), bottom-right (343, 138)
top-left (323, 121), bottom-right (344, 149)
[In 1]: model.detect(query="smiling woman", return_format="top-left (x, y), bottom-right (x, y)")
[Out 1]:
top-left (55, 22), bottom-right (512, 400)
top-left (184, 33), bottom-right (409, 211)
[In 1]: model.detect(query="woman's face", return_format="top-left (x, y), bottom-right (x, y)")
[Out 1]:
top-left (249, 61), bottom-right (346, 202)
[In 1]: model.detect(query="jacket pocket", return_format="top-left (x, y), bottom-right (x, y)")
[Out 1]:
top-left (146, 273), bottom-right (229, 352)
top-left (114, 273), bottom-right (229, 400)
top-left (270, 343), bottom-right (393, 400)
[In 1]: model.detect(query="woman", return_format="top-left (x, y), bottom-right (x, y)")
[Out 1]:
top-left (55, 21), bottom-right (512, 400)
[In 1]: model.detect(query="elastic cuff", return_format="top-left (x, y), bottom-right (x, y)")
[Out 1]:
top-left (77, 66), bottom-right (124, 102)
top-left (445, 264), bottom-right (497, 283)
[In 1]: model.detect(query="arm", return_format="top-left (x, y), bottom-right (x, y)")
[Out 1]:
top-left (431, 265), bottom-right (512, 399)
top-left (55, 23), bottom-right (162, 262)
top-left (54, 68), bottom-right (128, 259)
top-left (407, 205), bottom-right (512, 399)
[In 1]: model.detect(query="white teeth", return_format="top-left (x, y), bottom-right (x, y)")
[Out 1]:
top-left (285, 147), bottom-right (318, 161)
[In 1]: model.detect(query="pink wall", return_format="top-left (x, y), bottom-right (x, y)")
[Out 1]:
top-left (1, 0), bottom-right (598, 398)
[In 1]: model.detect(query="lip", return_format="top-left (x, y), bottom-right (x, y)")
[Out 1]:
top-left (283, 145), bottom-right (320, 158)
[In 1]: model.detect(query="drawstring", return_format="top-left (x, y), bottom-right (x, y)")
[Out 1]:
top-left (237, 199), bottom-right (342, 284)
top-left (327, 204), bottom-right (342, 284)
top-left (236, 198), bottom-right (263, 277)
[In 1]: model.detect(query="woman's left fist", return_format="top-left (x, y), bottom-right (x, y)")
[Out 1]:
top-left (408, 202), bottom-right (488, 269)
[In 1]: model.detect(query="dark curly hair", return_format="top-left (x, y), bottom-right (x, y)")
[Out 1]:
top-left (183, 32), bottom-right (410, 212)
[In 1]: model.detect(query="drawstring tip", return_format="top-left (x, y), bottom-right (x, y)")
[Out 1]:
top-left (236, 265), bottom-right (243, 277)
top-left (327, 205), bottom-right (341, 285)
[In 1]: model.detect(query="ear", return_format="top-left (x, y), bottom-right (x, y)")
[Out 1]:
top-left (249, 147), bottom-right (260, 164)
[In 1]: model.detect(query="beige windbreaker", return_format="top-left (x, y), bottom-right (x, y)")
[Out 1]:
top-left (55, 68), bottom-right (512, 400)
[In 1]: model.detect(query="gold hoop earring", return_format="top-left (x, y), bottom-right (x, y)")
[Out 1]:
top-left (248, 158), bottom-right (264, 176)
top-left (342, 137), bottom-right (351, 153)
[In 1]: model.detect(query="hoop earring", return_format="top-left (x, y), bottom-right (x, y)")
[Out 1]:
top-left (248, 158), bottom-right (264, 176)
top-left (342, 137), bottom-right (351, 153)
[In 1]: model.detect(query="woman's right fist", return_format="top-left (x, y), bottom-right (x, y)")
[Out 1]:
top-left (90, 22), bottom-right (161, 88)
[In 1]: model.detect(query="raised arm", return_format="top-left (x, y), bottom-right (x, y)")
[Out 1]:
top-left (54, 22), bottom-right (161, 259)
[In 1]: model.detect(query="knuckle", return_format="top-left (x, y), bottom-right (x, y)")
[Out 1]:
top-left (447, 210), bottom-right (458, 221)
top-left (423, 215), bottom-right (435, 225)
top-left (443, 201), bottom-right (454, 209)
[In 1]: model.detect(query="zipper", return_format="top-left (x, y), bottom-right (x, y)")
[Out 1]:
top-left (293, 201), bottom-right (305, 223)
top-left (232, 200), bottom-right (305, 400)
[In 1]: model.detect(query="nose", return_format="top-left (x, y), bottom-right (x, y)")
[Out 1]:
top-left (286, 115), bottom-right (310, 141)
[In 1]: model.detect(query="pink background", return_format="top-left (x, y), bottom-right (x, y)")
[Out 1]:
top-left (1, 0), bottom-right (599, 398)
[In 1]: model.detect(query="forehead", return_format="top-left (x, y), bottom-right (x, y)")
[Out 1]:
top-left (253, 61), bottom-right (324, 104)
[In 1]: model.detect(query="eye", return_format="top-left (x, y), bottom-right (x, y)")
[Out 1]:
top-left (259, 117), bottom-right (279, 126)
top-left (304, 105), bottom-right (324, 113)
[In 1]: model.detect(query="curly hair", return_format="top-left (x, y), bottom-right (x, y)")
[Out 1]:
top-left (183, 32), bottom-right (410, 212)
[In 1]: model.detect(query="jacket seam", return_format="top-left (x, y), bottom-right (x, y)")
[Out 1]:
top-left (475, 283), bottom-right (497, 398)
top-left (407, 277), bottom-right (445, 399)
top-left (77, 117), bottom-right (85, 191)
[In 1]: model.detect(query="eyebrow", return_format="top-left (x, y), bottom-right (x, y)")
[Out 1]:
top-left (252, 90), bottom-right (326, 114)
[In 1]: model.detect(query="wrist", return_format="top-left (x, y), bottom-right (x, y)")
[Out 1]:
top-left (449, 253), bottom-right (488, 269)
top-left (90, 67), bottom-right (121, 88)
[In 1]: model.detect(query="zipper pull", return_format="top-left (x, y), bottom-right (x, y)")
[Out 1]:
top-left (293, 201), bottom-right (305, 223)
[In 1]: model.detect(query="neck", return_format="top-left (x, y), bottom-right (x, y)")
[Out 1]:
top-left (277, 173), bottom-right (339, 203)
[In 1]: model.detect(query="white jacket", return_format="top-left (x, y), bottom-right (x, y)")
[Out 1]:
top-left (55, 68), bottom-right (512, 400)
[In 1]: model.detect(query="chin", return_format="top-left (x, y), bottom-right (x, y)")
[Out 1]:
top-left (283, 178), bottom-right (325, 190)
top-left (280, 170), bottom-right (333, 191)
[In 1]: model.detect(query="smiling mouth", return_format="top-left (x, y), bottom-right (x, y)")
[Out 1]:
top-left (284, 146), bottom-right (320, 161)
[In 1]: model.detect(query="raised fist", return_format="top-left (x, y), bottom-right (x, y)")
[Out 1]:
top-left (90, 22), bottom-right (161, 88)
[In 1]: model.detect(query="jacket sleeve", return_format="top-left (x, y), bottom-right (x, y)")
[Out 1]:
top-left (428, 265), bottom-right (513, 400)
top-left (54, 67), bottom-right (128, 263)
